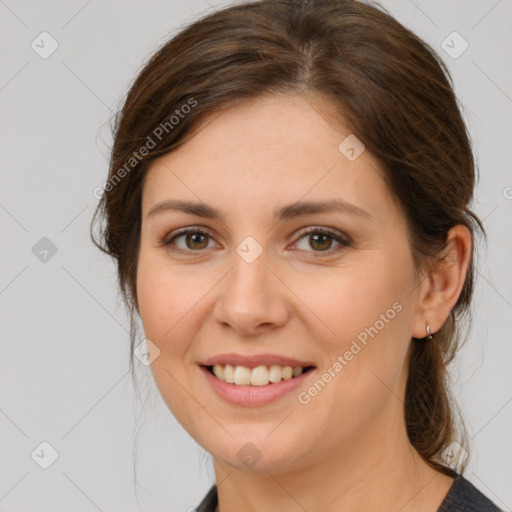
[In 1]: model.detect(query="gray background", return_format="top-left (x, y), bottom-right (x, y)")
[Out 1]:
top-left (1, 0), bottom-right (511, 510)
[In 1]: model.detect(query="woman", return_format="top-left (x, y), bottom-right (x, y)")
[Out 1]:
top-left (91, 0), bottom-right (502, 510)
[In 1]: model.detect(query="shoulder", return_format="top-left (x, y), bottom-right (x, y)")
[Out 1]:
top-left (195, 484), bottom-right (218, 512)
top-left (437, 474), bottom-right (503, 512)
top-left (194, 475), bottom-right (503, 512)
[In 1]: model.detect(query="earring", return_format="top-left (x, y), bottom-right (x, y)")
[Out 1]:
top-left (425, 322), bottom-right (433, 340)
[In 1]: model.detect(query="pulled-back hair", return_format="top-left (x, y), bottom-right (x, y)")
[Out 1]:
top-left (91, 0), bottom-right (484, 476)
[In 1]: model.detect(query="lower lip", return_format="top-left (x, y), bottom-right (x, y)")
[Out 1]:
top-left (200, 365), bottom-right (315, 407)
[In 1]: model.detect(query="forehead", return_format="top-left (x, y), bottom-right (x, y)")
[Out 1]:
top-left (141, 93), bottom-right (397, 223)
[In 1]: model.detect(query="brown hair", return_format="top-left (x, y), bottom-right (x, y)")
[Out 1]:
top-left (91, 0), bottom-right (484, 476)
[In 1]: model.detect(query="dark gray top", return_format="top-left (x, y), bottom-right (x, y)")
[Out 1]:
top-left (196, 474), bottom-right (503, 511)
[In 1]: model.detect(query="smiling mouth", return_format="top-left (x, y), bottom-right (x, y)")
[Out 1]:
top-left (204, 364), bottom-right (316, 386)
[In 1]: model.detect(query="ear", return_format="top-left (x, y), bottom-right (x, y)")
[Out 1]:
top-left (412, 225), bottom-right (473, 339)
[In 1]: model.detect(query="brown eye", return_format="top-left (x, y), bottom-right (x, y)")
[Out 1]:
top-left (293, 227), bottom-right (350, 254)
top-left (308, 232), bottom-right (332, 251)
top-left (163, 228), bottom-right (217, 253)
top-left (184, 232), bottom-right (209, 250)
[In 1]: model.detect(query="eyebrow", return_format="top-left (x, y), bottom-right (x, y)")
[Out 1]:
top-left (146, 198), bottom-right (374, 221)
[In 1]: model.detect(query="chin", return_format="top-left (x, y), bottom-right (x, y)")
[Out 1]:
top-left (203, 431), bottom-right (311, 474)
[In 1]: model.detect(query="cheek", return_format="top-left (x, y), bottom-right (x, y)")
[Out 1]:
top-left (136, 252), bottom-right (194, 370)
top-left (292, 256), bottom-right (413, 351)
top-left (136, 255), bottom-right (203, 424)
top-left (291, 252), bottom-right (414, 406)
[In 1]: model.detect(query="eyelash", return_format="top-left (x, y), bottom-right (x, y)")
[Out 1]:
top-left (160, 226), bottom-right (351, 256)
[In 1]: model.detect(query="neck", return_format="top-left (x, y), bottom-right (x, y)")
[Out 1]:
top-left (212, 405), bottom-right (454, 512)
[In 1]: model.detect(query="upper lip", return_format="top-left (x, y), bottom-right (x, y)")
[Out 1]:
top-left (201, 353), bottom-right (316, 368)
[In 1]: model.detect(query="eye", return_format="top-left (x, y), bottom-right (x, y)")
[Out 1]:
top-left (291, 227), bottom-right (350, 254)
top-left (161, 226), bottom-right (350, 256)
top-left (162, 227), bottom-right (218, 253)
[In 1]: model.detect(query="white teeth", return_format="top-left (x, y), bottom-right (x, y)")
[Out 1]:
top-left (268, 365), bottom-right (282, 383)
top-left (209, 364), bottom-right (309, 385)
top-left (224, 364), bottom-right (235, 383)
top-left (233, 365), bottom-right (251, 385)
top-left (251, 365), bottom-right (269, 386)
top-left (282, 366), bottom-right (293, 380)
top-left (213, 364), bottom-right (224, 380)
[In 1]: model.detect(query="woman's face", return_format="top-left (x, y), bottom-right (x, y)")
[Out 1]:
top-left (137, 93), bottom-right (424, 473)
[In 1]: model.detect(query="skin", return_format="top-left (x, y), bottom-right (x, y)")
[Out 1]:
top-left (136, 93), bottom-right (472, 512)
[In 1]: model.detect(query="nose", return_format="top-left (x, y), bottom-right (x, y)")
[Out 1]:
top-left (212, 247), bottom-right (289, 336)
